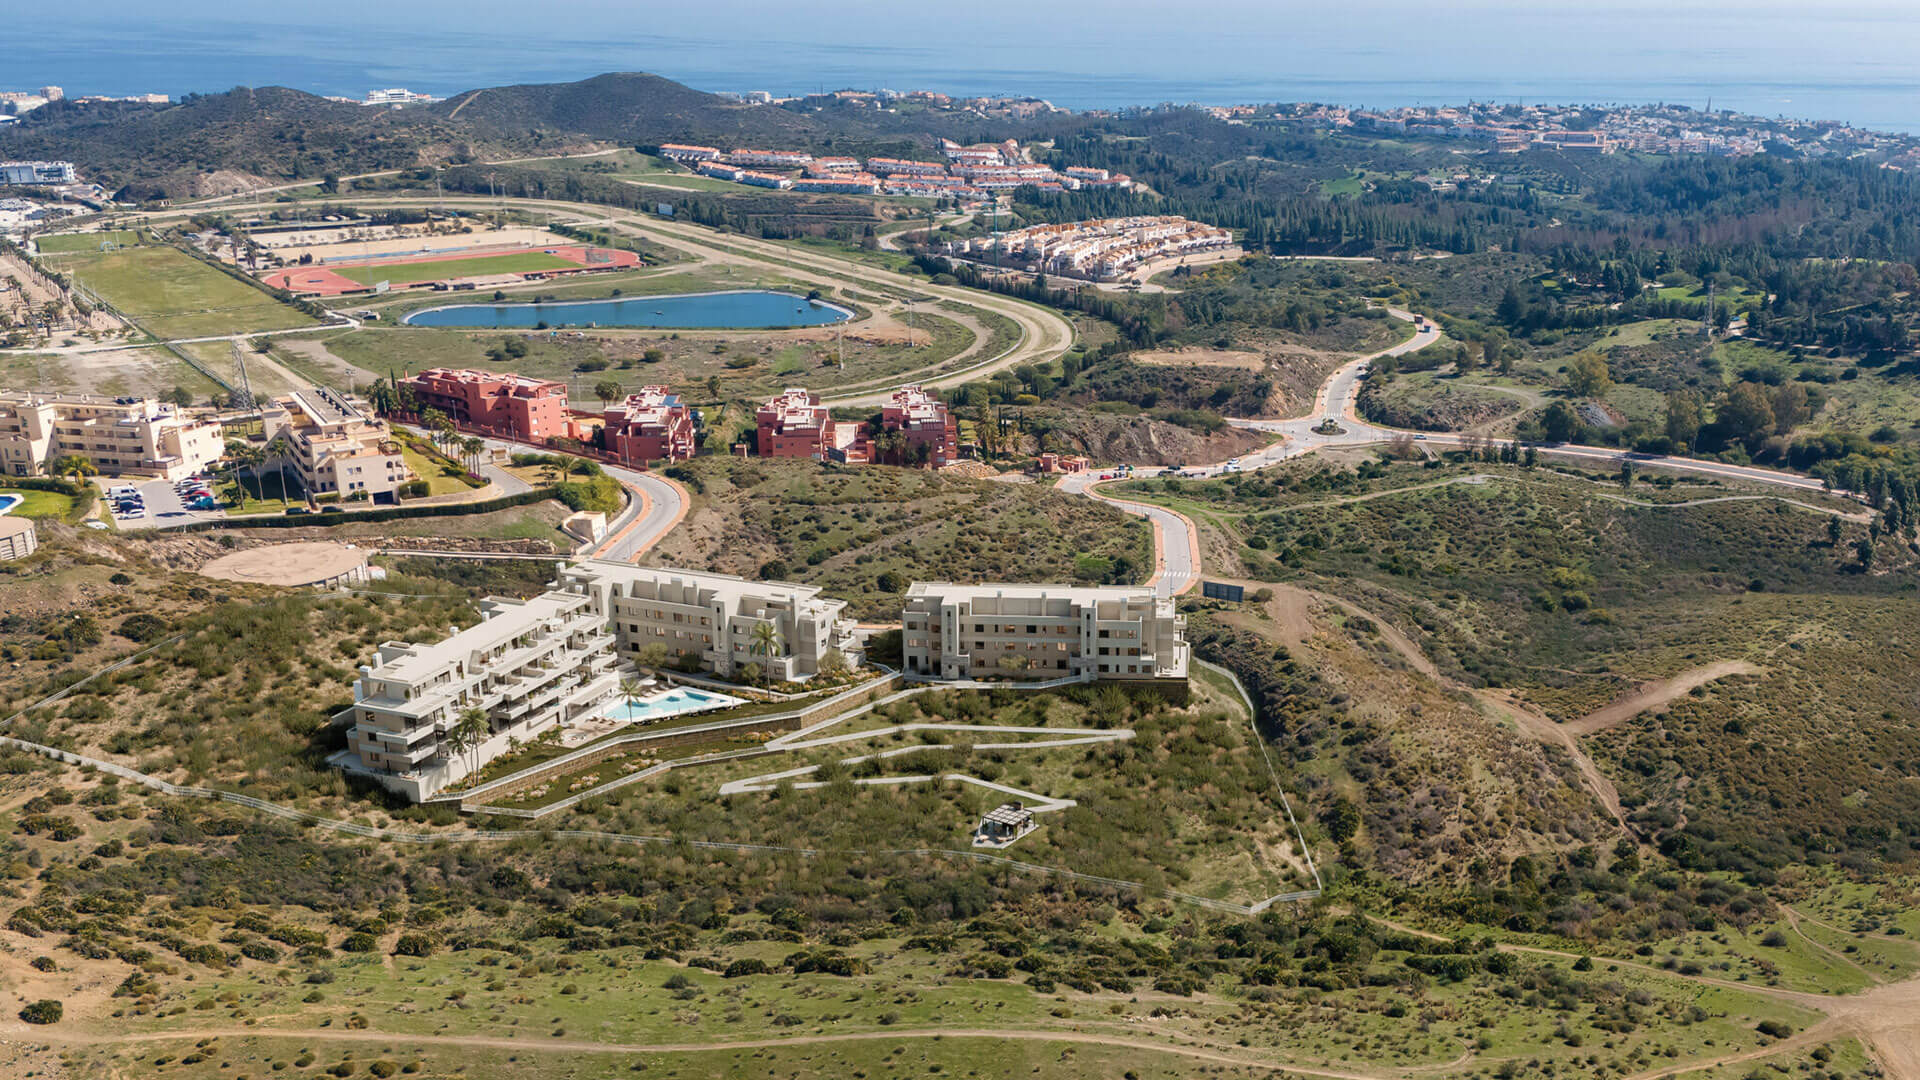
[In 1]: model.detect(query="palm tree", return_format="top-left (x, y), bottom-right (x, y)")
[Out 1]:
top-left (593, 380), bottom-right (624, 410)
top-left (448, 706), bottom-right (490, 779)
top-left (262, 434), bottom-right (295, 507)
top-left (618, 677), bottom-right (648, 717)
top-left (747, 621), bottom-right (781, 693)
top-left (460, 436), bottom-right (485, 475)
top-left (366, 378), bottom-right (399, 416)
top-left (49, 454), bottom-right (96, 485)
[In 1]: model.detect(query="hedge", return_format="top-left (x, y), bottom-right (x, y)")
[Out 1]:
top-left (165, 486), bottom-right (570, 532)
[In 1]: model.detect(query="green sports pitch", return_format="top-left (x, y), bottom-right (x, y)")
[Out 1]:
top-left (33, 230), bottom-right (147, 254)
top-left (327, 251), bottom-right (581, 286)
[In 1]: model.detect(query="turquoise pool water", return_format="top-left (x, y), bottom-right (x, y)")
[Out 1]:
top-left (401, 290), bottom-right (853, 329)
top-left (0, 493), bottom-right (21, 515)
top-left (601, 687), bottom-right (744, 724)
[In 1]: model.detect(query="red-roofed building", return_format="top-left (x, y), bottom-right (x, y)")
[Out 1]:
top-left (604, 386), bottom-right (695, 463)
top-left (404, 368), bottom-right (569, 442)
top-left (756, 387), bottom-right (831, 459)
top-left (878, 386), bottom-right (957, 467)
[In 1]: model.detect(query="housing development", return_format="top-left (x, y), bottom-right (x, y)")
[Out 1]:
top-left (337, 561), bottom-right (1184, 799)
top-left (9, 45), bottom-right (1920, 1080)
top-left (663, 136), bottom-right (1134, 202)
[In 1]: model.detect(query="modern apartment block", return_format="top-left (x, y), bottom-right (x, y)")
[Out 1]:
top-left (404, 367), bottom-right (569, 442)
top-left (339, 590), bottom-right (621, 801)
top-left (0, 391), bottom-right (224, 480)
top-left (603, 385), bottom-right (695, 463)
top-left (561, 560), bottom-right (862, 681)
top-left (901, 583), bottom-right (1190, 682)
top-left (262, 386), bottom-right (412, 500)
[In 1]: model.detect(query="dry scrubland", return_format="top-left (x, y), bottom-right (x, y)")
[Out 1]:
top-left (0, 495), bottom-right (1910, 1079)
top-left (644, 457), bottom-right (1155, 619)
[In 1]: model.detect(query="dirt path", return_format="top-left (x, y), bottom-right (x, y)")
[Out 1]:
top-left (1563, 661), bottom-right (1764, 736)
top-left (11, 1022), bottom-right (1456, 1080)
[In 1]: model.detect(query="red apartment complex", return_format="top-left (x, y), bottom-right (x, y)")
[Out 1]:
top-left (755, 387), bottom-right (833, 459)
top-left (753, 385), bottom-right (955, 468)
top-left (404, 368), bottom-right (570, 442)
top-left (603, 386), bottom-right (696, 463)
top-left (878, 386), bottom-right (958, 467)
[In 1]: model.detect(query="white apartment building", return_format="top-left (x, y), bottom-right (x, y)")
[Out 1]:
top-left (561, 561), bottom-right (862, 681)
top-left (339, 590), bottom-right (621, 800)
top-left (902, 583), bottom-right (1189, 682)
top-left (0, 391), bottom-right (224, 480)
top-left (261, 386), bottom-right (412, 500)
top-left (0, 161), bottom-right (76, 185)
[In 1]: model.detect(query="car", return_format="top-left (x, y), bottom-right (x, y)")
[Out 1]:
top-left (1413, 434), bottom-right (1428, 441)
top-left (285, 507), bottom-right (311, 516)
top-left (321, 506), bottom-right (344, 514)
top-left (187, 489), bottom-right (213, 499)
top-left (187, 497), bottom-right (219, 510)
top-left (118, 508), bottom-right (145, 519)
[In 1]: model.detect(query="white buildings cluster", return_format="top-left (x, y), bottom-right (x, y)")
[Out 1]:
top-left (0, 161), bottom-right (78, 186)
top-left (336, 561), bottom-right (1190, 801)
top-left (659, 138), bottom-right (1133, 203)
top-left (0, 390), bottom-right (225, 481)
top-left (961, 215), bottom-right (1235, 281)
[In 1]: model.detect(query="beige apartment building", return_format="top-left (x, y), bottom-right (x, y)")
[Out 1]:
top-left (337, 590), bottom-right (621, 801)
top-left (0, 391), bottom-right (224, 480)
top-left (901, 583), bottom-right (1189, 682)
top-left (561, 561), bottom-right (861, 681)
top-left (262, 386), bottom-right (411, 500)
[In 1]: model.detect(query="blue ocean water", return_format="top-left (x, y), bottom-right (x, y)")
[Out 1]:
top-left (11, 3), bottom-right (1920, 133)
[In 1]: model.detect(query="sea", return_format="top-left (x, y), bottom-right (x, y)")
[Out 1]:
top-left (12, 2), bottom-right (1920, 134)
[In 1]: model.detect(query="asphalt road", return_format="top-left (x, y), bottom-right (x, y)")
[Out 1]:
top-left (1057, 471), bottom-right (1198, 599)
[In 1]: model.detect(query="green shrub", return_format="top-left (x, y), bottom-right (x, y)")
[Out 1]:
top-left (18, 999), bottom-right (62, 1024)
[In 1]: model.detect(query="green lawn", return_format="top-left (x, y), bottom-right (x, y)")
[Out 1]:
top-left (32, 229), bottom-right (145, 254)
top-left (45, 244), bottom-right (317, 340)
top-left (329, 251), bottom-right (580, 286)
top-left (0, 487), bottom-right (78, 520)
top-left (400, 443), bottom-right (480, 496)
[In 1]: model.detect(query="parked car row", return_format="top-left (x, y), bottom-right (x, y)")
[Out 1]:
top-left (107, 484), bottom-right (145, 520)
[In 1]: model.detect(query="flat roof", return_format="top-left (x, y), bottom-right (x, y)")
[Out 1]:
top-left (0, 515), bottom-right (35, 539)
top-left (198, 541), bottom-right (366, 587)
top-left (905, 582), bottom-right (1160, 604)
top-left (379, 591), bottom-right (588, 682)
top-left (568, 559), bottom-right (831, 602)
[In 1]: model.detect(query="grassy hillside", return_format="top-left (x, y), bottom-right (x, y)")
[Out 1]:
top-left (647, 457), bottom-right (1153, 619)
top-left (1116, 456), bottom-right (1920, 880)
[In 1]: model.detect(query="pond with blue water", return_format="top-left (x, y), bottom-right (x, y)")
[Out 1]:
top-left (401, 290), bottom-right (853, 329)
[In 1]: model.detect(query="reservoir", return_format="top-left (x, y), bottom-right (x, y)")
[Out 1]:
top-left (401, 290), bottom-right (853, 329)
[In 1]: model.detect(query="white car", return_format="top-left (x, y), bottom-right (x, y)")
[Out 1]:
top-left (117, 508), bottom-right (146, 519)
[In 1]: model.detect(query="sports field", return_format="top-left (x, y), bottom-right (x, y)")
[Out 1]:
top-left (47, 244), bottom-right (317, 340)
top-left (328, 250), bottom-right (577, 286)
top-left (33, 230), bottom-right (146, 254)
top-left (259, 244), bottom-right (643, 296)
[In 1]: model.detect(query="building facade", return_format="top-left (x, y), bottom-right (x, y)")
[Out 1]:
top-left (0, 391), bottom-right (223, 480)
top-left (755, 387), bottom-right (832, 459)
top-left (340, 591), bottom-right (620, 801)
top-left (562, 561), bottom-right (861, 681)
top-left (878, 386), bottom-right (957, 467)
top-left (603, 386), bottom-right (695, 463)
top-left (901, 583), bottom-right (1189, 682)
top-left (262, 386), bottom-right (412, 500)
top-left (404, 368), bottom-right (569, 442)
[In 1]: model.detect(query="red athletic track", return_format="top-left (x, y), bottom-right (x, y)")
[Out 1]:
top-left (259, 244), bottom-right (642, 296)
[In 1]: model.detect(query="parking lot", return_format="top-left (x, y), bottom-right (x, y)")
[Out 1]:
top-left (103, 476), bottom-right (228, 531)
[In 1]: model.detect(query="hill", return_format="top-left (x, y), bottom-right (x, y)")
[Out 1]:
top-left (0, 86), bottom-right (549, 200)
top-left (431, 71), bottom-right (827, 146)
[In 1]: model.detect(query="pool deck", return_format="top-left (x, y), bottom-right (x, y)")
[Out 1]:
top-left (559, 687), bottom-right (744, 747)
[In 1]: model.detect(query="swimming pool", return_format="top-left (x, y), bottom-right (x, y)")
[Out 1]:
top-left (0, 493), bottom-right (21, 516)
top-left (401, 290), bottom-right (853, 329)
top-left (600, 686), bottom-right (744, 724)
